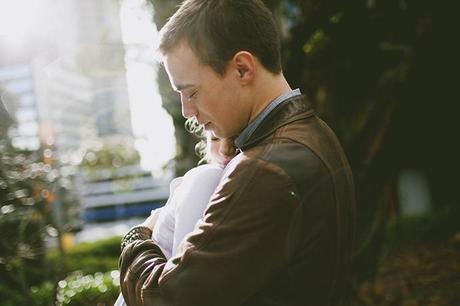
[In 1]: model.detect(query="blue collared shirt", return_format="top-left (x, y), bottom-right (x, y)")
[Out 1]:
top-left (235, 88), bottom-right (301, 148)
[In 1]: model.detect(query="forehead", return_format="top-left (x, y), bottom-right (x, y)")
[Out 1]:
top-left (163, 42), bottom-right (204, 90)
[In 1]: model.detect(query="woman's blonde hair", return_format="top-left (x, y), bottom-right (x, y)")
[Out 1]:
top-left (185, 117), bottom-right (209, 165)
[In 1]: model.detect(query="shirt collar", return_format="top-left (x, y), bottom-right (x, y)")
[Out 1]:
top-left (235, 88), bottom-right (301, 148)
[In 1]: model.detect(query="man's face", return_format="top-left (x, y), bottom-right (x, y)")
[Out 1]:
top-left (163, 42), bottom-right (248, 138)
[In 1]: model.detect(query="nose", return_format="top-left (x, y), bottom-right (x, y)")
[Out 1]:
top-left (180, 94), bottom-right (198, 119)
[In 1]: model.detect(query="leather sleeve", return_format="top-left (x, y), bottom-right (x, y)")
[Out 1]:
top-left (119, 157), bottom-right (301, 306)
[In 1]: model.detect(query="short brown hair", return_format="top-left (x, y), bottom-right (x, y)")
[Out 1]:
top-left (158, 0), bottom-right (281, 75)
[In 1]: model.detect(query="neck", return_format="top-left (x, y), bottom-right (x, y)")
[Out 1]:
top-left (248, 72), bottom-right (292, 124)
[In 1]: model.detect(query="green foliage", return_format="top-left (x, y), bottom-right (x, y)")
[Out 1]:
top-left (66, 256), bottom-right (119, 277)
top-left (0, 138), bottom-right (54, 302)
top-left (30, 281), bottom-right (54, 306)
top-left (0, 236), bottom-right (122, 306)
top-left (55, 271), bottom-right (120, 306)
top-left (51, 238), bottom-right (121, 305)
top-left (80, 138), bottom-right (140, 171)
top-left (1, 89), bottom-right (57, 305)
top-left (302, 29), bottom-right (329, 55)
top-left (66, 236), bottom-right (122, 258)
top-left (47, 236), bottom-right (121, 275)
top-left (0, 141), bottom-right (51, 215)
top-left (0, 282), bottom-right (33, 306)
top-left (0, 211), bottom-right (47, 288)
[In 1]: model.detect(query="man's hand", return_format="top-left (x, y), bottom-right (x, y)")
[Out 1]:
top-left (140, 208), bottom-right (161, 230)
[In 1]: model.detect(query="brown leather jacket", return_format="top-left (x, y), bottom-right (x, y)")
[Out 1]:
top-left (119, 95), bottom-right (355, 305)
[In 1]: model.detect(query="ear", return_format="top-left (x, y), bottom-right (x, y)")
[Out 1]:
top-left (231, 51), bottom-right (256, 84)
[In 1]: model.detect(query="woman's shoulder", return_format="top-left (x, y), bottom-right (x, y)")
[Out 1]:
top-left (184, 163), bottom-right (223, 179)
top-left (176, 164), bottom-right (223, 193)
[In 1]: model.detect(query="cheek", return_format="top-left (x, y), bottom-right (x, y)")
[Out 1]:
top-left (210, 142), bottom-right (220, 156)
top-left (200, 89), bottom-right (219, 112)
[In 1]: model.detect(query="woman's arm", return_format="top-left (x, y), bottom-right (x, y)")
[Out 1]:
top-left (149, 176), bottom-right (183, 259)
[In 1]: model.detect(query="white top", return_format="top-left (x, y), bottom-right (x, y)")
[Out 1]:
top-left (115, 164), bottom-right (223, 306)
top-left (152, 163), bottom-right (223, 258)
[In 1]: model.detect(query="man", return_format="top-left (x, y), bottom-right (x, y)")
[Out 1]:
top-left (119, 0), bottom-right (355, 305)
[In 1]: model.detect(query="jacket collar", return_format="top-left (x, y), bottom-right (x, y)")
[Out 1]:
top-left (235, 89), bottom-right (301, 146)
top-left (236, 95), bottom-right (315, 151)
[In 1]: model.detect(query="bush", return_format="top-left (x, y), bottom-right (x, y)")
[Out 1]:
top-left (0, 282), bottom-right (31, 306)
top-left (34, 237), bottom-right (122, 305)
top-left (0, 210), bottom-right (48, 288)
top-left (47, 236), bottom-right (122, 275)
top-left (30, 281), bottom-right (54, 306)
top-left (68, 236), bottom-right (122, 258)
top-left (55, 270), bottom-right (120, 306)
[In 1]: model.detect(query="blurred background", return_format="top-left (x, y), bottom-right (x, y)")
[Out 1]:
top-left (0, 0), bottom-right (458, 305)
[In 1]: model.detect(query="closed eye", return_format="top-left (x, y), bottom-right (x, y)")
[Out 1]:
top-left (189, 91), bottom-right (197, 100)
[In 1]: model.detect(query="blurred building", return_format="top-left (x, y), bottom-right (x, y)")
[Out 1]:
top-left (78, 164), bottom-right (170, 223)
top-left (0, 63), bottom-right (40, 150)
top-left (28, 0), bottom-right (138, 231)
top-left (34, 0), bottom-right (132, 155)
top-left (2, 0), bottom-right (170, 232)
